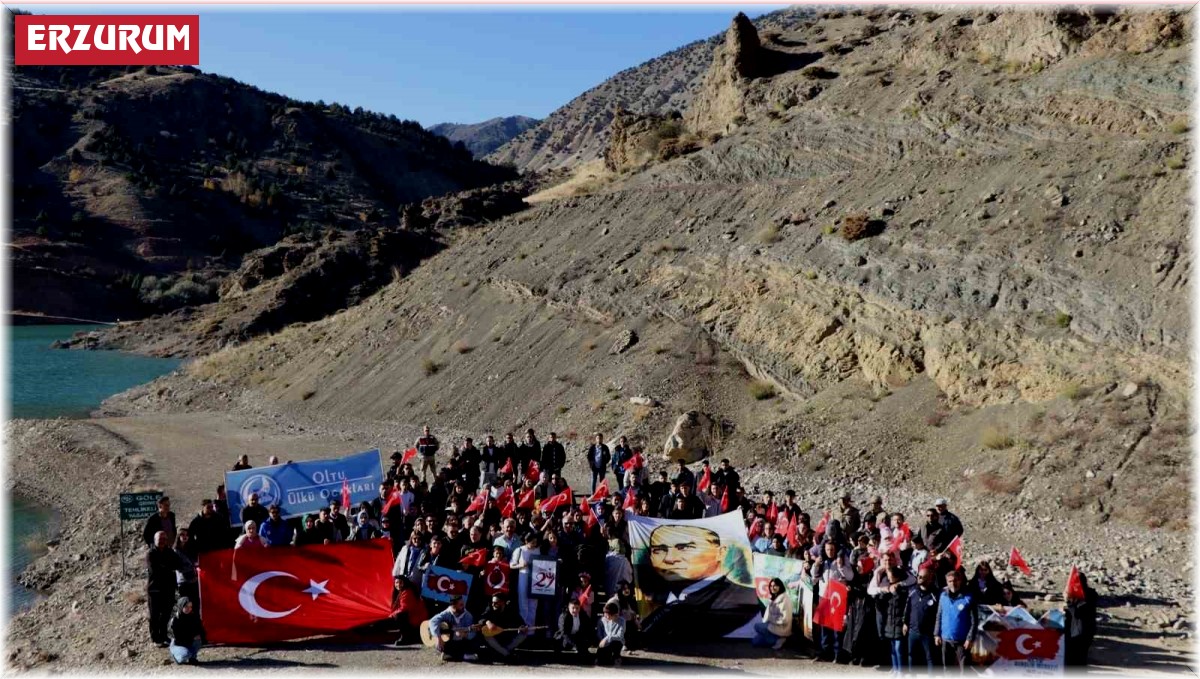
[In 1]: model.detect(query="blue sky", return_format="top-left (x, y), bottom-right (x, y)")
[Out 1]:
top-left (16, 5), bottom-right (790, 126)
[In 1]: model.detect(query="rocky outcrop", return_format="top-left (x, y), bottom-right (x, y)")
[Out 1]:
top-left (603, 109), bottom-right (681, 173)
top-left (662, 411), bottom-right (717, 463)
top-left (685, 13), bottom-right (767, 135)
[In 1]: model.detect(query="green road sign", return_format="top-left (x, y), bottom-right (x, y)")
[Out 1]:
top-left (119, 491), bottom-right (162, 521)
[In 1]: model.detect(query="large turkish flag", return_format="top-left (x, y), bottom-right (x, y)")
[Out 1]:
top-left (813, 579), bottom-right (848, 632)
top-left (198, 538), bottom-right (394, 644)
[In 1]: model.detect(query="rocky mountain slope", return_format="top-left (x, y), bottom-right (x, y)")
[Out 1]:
top-left (12, 7), bottom-right (1195, 671)
top-left (429, 115), bottom-right (540, 158)
top-left (486, 7), bottom-right (818, 171)
top-left (130, 7), bottom-right (1189, 529)
top-left (11, 50), bottom-right (516, 322)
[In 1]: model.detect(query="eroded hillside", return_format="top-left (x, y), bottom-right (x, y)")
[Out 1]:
top-left (91, 8), bottom-right (1192, 532)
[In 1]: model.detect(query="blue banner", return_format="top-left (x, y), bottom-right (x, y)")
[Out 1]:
top-left (421, 565), bottom-right (474, 603)
top-left (223, 449), bottom-right (384, 525)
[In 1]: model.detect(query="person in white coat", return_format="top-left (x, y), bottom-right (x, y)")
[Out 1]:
top-left (752, 578), bottom-right (793, 649)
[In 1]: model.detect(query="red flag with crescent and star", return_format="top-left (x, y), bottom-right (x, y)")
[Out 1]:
top-left (697, 466), bottom-right (712, 493)
top-left (465, 491), bottom-right (487, 514)
top-left (526, 460), bottom-right (540, 484)
top-left (813, 579), bottom-right (848, 632)
top-left (1066, 566), bottom-right (1086, 600)
top-left (459, 548), bottom-right (488, 568)
top-left (540, 488), bottom-right (573, 514)
top-left (588, 479), bottom-right (609, 502)
top-left (996, 628), bottom-right (1060, 661)
top-left (483, 562), bottom-right (512, 595)
top-left (517, 488), bottom-right (536, 510)
top-left (197, 538), bottom-right (394, 644)
top-left (499, 457), bottom-right (514, 476)
top-left (945, 535), bottom-right (964, 570)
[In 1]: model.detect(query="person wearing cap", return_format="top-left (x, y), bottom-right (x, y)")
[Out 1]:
top-left (428, 595), bottom-right (478, 662)
top-left (167, 595), bottom-right (205, 664)
top-left (478, 592), bottom-right (532, 662)
top-left (839, 493), bottom-right (861, 536)
top-left (865, 495), bottom-right (885, 519)
top-left (934, 499), bottom-right (963, 548)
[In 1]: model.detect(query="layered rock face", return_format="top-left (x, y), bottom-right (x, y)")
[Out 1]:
top-left (685, 13), bottom-right (767, 135)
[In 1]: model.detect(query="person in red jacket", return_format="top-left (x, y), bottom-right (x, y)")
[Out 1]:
top-left (390, 575), bottom-right (429, 646)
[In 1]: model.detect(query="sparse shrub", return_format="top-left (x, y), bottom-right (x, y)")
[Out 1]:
top-left (583, 340), bottom-right (598, 351)
top-left (653, 346), bottom-right (669, 355)
top-left (749, 380), bottom-right (778, 400)
top-left (840, 212), bottom-right (879, 241)
top-left (1054, 312), bottom-right (1072, 328)
top-left (632, 405), bottom-right (653, 422)
top-left (1060, 484), bottom-right (1087, 510)
top-left (301, 389), bottom-right (316, 401)
top-left (822, 225), bottom-right (836, 235)
top-left (805, 271), bottom-right (818, 280)
top-left (1166, 155), bottom-right (1186, 170)
top-left (1060, 383), bottom-right (1085, 401)
top-left (452, 340), bottom-right (474, 355)
top-left (1168, 118), bottom-right (1189, 134)
top-left (757, 224), bottom-right (782, 244)
top-left (421, 358), bottom-right (441, 376)
top-left (797, 439), bottom-right (814, 454)
top-left (557, 405), bottom-right (570, 415)
top-left (977, 471), bottom-right (1023, 495)
top-left (801, 66), bottom-right (837, 80)
top-left (980, 426), bottom-right (1015, 450)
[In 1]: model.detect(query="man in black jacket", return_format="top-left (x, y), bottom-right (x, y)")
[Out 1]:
top-left (903, 565), bottom-right (941, 672)
top-left (712, 459), bottom-right (740, 495)
top-left (481, 435), bottom-right (503, 485)
top-left (585, 433), bottom-right (611, 494)
top-left (540, 432), bottom-right (566, 477)
top-left (656, 481), bottom-right (681, 518)
top-left (478, 594), bottom-right (532, 662)
top-left (142, 496), bottom-right (176, 548)
top-left (500, 433), bottom-right (520, 477)
top-left (459, 438), bottom-right (481, 493)
top-left (147, 531), bottom-right (183, 646)
top-left (610, 436), bottom-right (634, 491)
top-left (186, 499), bottom-right (228, 554)
top-left (240, 493), bottom-right (269, 528)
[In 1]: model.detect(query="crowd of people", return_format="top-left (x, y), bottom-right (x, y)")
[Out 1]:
top-left (141, 426), bottom-right (1099, 670)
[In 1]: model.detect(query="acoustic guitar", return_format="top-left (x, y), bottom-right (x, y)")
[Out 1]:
top-left (419, 620), bottom-right (548, 647)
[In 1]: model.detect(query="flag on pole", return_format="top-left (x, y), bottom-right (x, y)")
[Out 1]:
top-left (697, 466), bottom-right (712, 493)
top-left (1009, 547), bottom-right (1032, 576)
top-left (815, 511), bottom-right (831, 535)
top-left (589, 479), bottom-right (609, 502)
top-left (813, 579), bottom-right (848, 631)
top-left (499, 457), bottom-right (513, 476)
top-left (526, 461), bottom-right (540, 484)
top-left (540, 488), bottom-right (573, 514)
top-left (622, 488), bottom-right (637, 511)
top-left (465, 491), bottom-right (487, 514)
top-left (945, 535), bottom-right (964, 570)
top-left (1065, 566), bottom-right (1086, 601)
top-left (517, 488), bottom-right (536, 510)
top-left (459, 548), bottom-right (488, 568)
top-left (720, 487), bottom-right (730, 513)
top-left (400, 448), bottom-right (418, 465)
top-left (340, 479), bottom-right (351, 512)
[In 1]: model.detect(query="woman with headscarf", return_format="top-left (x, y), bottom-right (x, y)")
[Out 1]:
top-left (350, 511), bottom-right (382, 541)
top-left (167, 596), bottom-right (205, 664)
top-left (607, 580), bottom-right (641, 650)
top-left (234, 520), bottom-right (268, 549)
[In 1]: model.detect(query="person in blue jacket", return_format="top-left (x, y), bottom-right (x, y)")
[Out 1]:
top-left (933, 568), bottom-right (978, 672)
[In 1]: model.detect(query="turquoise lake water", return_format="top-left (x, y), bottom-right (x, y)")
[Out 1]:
top-left (9, 325), bottom-right (182, 420)
top-left (8, 324), bottom-right (182, 614)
